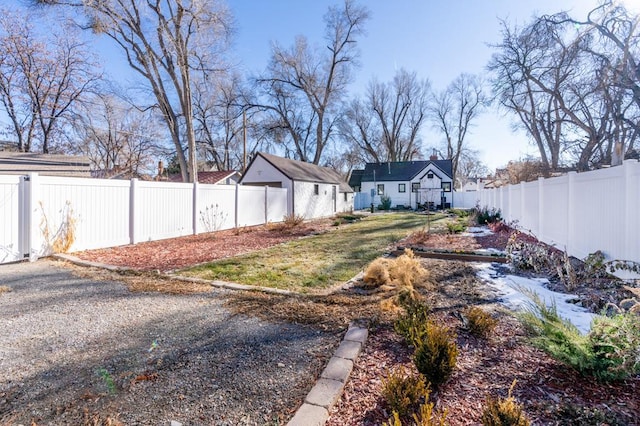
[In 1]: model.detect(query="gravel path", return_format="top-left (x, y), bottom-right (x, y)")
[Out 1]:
top-left (0, 260), bottom-right (339, 425)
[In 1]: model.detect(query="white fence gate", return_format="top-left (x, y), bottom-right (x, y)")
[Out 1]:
top-left (0, 173), bottom-right (288, 264)
top-left (477, 160), bottom-right (640, 270)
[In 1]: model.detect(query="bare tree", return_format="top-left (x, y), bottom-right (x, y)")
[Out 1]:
top-left (429, 73), bottom-right (488, 183)
top-left (0, 9), bottom-right (100, 153)
top-left (35, 0), bottom-right (233, 182)
top-left (456, 148), bottom-right (489, 189)
top-left (340, 68), bottom-right (430, 163)
top-left (256, 0), bottom-right (369, 164)
top-left (70, 92), bottom-right (167, 177)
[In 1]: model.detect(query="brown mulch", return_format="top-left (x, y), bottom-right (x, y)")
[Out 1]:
top-left (74, 219), bottom-right (336, 272)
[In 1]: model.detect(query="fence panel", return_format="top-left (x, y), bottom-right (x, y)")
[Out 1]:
top-left (520, 180), bottom-right (539, 236)
top-left (133, 181), bottom-right (193, 243)
top-left (197, 184), bottom-right (237, 233)
top-left (267, 187), bottom-right (288, 222)
top-left (354, 192), bottom-right (372, 210)
top-left (0, 175), bottom-right (22, 263)
top-left (37, 176), bottom-right (131, 254)
top-left (237, 185), bottom-right (267, 227)
top-left (453, 191), bottom-right (481, 209)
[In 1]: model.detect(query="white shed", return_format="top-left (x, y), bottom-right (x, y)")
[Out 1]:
top-left (240, 152), bottom-right (354, 220)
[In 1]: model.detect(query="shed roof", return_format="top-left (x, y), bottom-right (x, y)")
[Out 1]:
top-left (0, 152), bottom-right (91, 177)
top-left (361, 160), bottom-right (453, 182)
top-left (168, 170), bottom-right (239, 184)
top-left (248, 152), bottom-right (353, 192)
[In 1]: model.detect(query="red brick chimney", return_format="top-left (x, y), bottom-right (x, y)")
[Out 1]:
top-left (429, 154), bottom-right (438, 160)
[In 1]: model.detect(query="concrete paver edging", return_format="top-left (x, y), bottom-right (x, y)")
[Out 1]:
top-left (287, 322), bottom-right (368, 426)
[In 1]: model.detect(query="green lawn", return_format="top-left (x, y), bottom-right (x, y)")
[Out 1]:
top-left (179, 212), bottom-right (447, 293)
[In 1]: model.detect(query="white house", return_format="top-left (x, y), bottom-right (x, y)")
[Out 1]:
top-left (350, 157), bottom-right (454, 210)
top-left (240, 152), bottom-right (354, 219)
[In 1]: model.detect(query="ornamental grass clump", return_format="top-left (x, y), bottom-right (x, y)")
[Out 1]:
top-left (519, 293), bottom-right (640, 381)
top-left (481, 381), bottom-right (530, 426)
top-left (465, 306), bottom-right (498, 338)
top-left (363, 249), bottom-right (430, 292)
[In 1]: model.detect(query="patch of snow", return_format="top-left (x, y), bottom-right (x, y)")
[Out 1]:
top-left (474, 263), bottom-right (597, 334)
top-left (462, 226), bottom-right (494, 237)
top-left (475, 248), bottom-right (506, 256)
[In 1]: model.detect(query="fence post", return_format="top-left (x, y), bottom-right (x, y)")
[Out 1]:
top-left (27, 173), bottom-right (39, 262)
top-left (192, 181), bottom-right (199, 235)
top-left (623, 160), bottom-right (639, 263)
top-left (538, 177), bottom-right (544, 241)
top-left (235, 184), bottom-right (239, 228)
top-left (264, 186), bottom-right (269, 223)
top-left (566, 171), bottom-right (576, 254)
top-left (129, 178), bottom-right (138, 244)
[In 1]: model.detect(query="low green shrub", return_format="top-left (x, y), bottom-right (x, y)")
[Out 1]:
top-left (482, 381), bottom-right (530, 426)
top-left (474, 206), bottom-right (501, 225)
top-left (448, 208), bottom-right (471, 218)
top-left (381, 367), bottom-right (428, 418)
top-left (378, 194), bottom-right (392, 210)
top-left (519, 294), bottom-right (640, 381)
top-left (446, 221), bottom-right (466, 234)
top-left (413, 320), bottom-right (458, 388)
top-left (394, 296), bottom-right (431, 346)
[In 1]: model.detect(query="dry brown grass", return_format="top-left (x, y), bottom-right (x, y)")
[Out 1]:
top-left (0, 285), bottom-right (11, 295)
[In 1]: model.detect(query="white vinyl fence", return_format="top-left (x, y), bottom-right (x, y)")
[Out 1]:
top-left (476, 160), bottom-right (640, 269)
top-left (0, 173), bottom-right (288, 264)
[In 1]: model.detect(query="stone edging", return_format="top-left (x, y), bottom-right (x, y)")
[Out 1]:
top-left (287, 323), bottom-right (368, 426)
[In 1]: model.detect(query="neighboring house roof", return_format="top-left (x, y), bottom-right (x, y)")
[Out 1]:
top-left (245, 152), bottom-right (353, 192)
top-left (360, 160), bottom-right (453, 182)
top-left (168, 170), bottom-right (240, 184)
top-left (0, 152), bottom-right (91, 177)
top-left (348, 169), bottom-right (364, 188)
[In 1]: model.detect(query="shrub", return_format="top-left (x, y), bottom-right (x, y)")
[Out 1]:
top-left (446, 221), bottom-right (466, 234)
top-left (378, 194), bottom-right (392, 210)
top-left (383, 386), bottom-right (447, 426)
top-left (282, 212), bottom-right (305, 228)
top-left (413, 320), bottom-right (458, 388)
top-left (465, 306), bottom-right (498, 338)
top-left (519, 294), bottom-right (640, 381)
top-left (395, 296), bottom-right (431, 346)
top-left (364, 249), bottom-right (429, 292)
top-left (448, 208), bottom-right (471, 218)
top-left (474, 206), bottom-right (501, 225)
top-left (381, 367), bottom-right (428, 418)
top-left (482, 381), bottom-right (530, 426)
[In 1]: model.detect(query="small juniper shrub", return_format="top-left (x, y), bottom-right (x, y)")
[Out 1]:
top-left (413, 320), bottom-right (458, 389)
top-left (394, 293), bottom-right (431, 346)
top-left (378, 194), bottom-right (393, 210)
top-left (446, 220), bottom-right (466, 234)
top-left (383, 386), bottom-right (447, 426)
top-left (381, 366), bottom-right (428, 418)
top-left (464, 306), bottom-right (498, 338)
top-left (481, 380), bottom-right (530, 426)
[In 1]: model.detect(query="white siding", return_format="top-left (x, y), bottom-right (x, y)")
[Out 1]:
top-left (241, 155), bottom-right (294, 213)
top-left (294, 181), bottom-right (337, 219)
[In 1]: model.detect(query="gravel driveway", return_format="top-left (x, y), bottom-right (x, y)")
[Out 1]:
top-left (0, 260), bottom-right (338, 425)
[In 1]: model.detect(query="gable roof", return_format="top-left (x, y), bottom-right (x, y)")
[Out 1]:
top-left (348, 169), bottom-right (364, 188)
top-left (0, 152), bottom-right (91, 177)
top-left (168, 170), bottom-right (239, 184)
top-left (246, 152), bottom-right (353, 192)
top-left (361, 160), bottom-right (453, 182)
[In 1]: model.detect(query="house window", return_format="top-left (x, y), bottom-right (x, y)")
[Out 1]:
top-left (398, 183), bottom-right (406, 193)
top-left (427, 172), bottom-right (434, 179)
top-left (377, 184), bottom-right (384, 195)
top-left (441, 182), bottom-right (452, 192)
top-left (314, 184), bottom-right (319, 195)
top-left (412, 182), bottom-right (420, 192)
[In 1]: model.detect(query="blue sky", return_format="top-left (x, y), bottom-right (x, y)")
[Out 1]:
top-left (3, 0), bottom-right (629, 170)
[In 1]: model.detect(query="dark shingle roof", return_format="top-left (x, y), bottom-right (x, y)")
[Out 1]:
top-left (251, 152), bottom-right (353, 192)
top-left (361, 160), bottom-right (453, 182)
top-left (348, 169), bottom-right (364, 188)
top-left (0, 152), bottom-right (91, 177)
